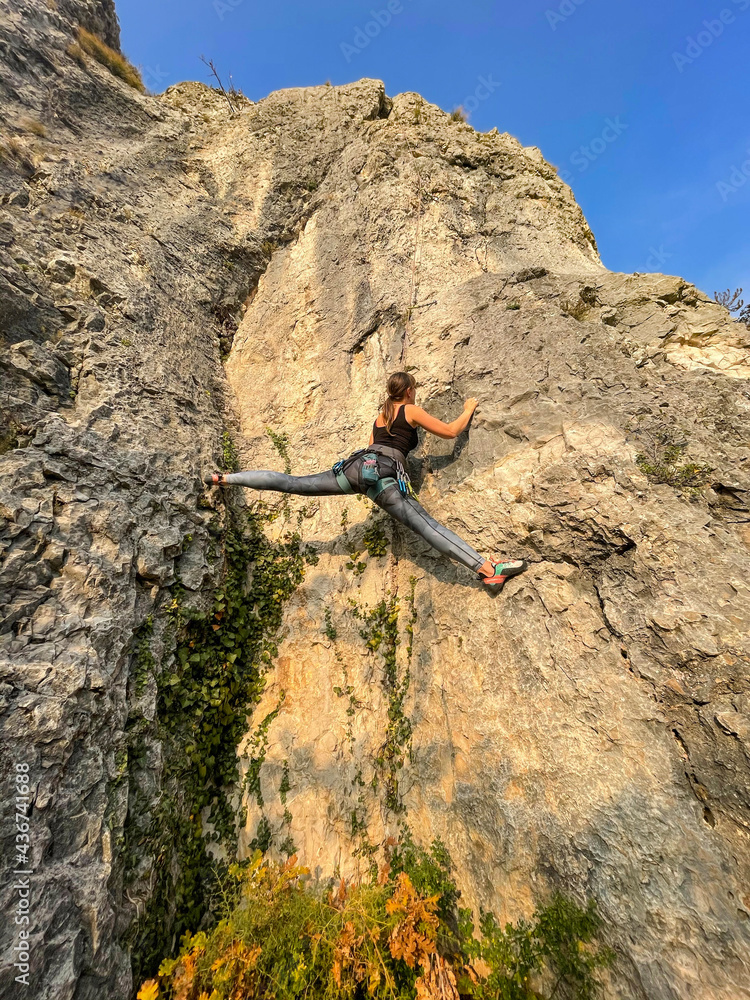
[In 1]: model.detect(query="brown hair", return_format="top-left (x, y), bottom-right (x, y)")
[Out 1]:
top-left (380, 371), bottom-right (417, 432)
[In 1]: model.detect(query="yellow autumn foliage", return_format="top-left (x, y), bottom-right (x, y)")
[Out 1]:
top-left (136, 841), bottom-right (610, 1000)
top-left (136, 980), bottom-right (159, 1000)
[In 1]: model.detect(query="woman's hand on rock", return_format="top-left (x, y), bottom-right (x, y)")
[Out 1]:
top-left (463, 397), bottom-right (478, 413)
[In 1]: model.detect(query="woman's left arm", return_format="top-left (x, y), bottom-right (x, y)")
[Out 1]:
top-left (368, 428), bottom-right (374, 446)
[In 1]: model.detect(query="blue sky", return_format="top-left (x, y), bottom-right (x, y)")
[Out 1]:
top-left (118, 0), bottom-right (750, 298)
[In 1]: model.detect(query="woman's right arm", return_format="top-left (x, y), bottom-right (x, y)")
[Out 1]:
top-left (407, 399), bottom-right (478, 440)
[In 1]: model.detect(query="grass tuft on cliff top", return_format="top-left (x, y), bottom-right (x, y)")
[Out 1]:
top-left (73, 27), bottom-right (145, 92)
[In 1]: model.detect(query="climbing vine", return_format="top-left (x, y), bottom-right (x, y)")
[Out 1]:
top-left (278, 759), bottom-right (296, 854)
top-left (363, 518), bottom-right (389, 558)
top-left (323, 578), bottom-right (417, 865)
top-left (243, 697), bottom-right (286, 809)
top-left (340, 508), bottom-right (390, 576)
top-left (349, 577), bottom-right (418, 814)
top-left (130, 614), bottom-right (156, 697)
top-left (220, 430), bottom-right (240, 472)
top-left (342, 508), bottom-right (367, 575)
top-left (404, 576), bottom-right (417, 663)
top-left (324, 568), bottom-right (418, 840)
top-left (265, 426), bottom-right (292, 474)
top-left (324, 605), bottom-right (362, 755)
top-left (121, 484), bottom-right (318, 987)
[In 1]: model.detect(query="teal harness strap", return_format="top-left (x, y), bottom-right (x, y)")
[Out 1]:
top-left (366, 476), bottom-right (398, 501)
top-left (335, 469), bottom-right (354, 493)
top-left (333, 452), bottom-right (401, 500)
top-left (332, 456), bottom-right (355, 493)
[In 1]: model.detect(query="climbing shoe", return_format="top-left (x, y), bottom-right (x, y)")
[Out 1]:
top-left (481, 559), bottom-right (527, 588)
top-left (203, 473), bottom-right (225, 485)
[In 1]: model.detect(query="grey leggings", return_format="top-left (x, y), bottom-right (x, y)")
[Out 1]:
top-left (223, 461), bottom-right (486, 573)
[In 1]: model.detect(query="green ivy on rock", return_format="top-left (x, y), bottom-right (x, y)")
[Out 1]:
top-left (350, 577), bottom-right (417, 814)
top-left (122, 490), bottom-right (317, 987)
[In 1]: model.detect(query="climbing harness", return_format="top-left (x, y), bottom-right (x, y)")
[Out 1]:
top-left (332, 451), bottom-right (399, 501)
top-left (362, 455), bottom-right (380, 488)
top-left (370, 444), bottom-right (417, 499)
top-left (332, 446), bottom-right (415, 502)
top-left (332, 448), bottom-right (365, 493)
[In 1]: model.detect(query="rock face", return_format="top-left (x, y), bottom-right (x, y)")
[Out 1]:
top-left (1, 1), bottom-right (749, 998)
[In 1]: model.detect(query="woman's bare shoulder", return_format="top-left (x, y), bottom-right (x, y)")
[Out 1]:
top-left (403, 403), bottom-right (419, 427)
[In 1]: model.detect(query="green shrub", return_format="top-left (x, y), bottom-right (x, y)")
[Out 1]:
top-left (388, 828), bottom-right (459, 922)
top-left (636, 452), bottom-right (713, 489)
top-left (138, 837), bottom-right (612, 1000)
top-left (470, 894), bottom-right (612, 1000)
top-left (634, 429), bottom-right (713, 492)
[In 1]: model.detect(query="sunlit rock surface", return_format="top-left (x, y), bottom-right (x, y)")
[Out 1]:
top-left (1, 0), bottom-right (749, 997)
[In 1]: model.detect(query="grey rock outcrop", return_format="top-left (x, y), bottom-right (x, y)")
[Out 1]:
top-left (1, 1), bottom-right (749, 998)
top-left (56, 0), bottom-right (120, 49)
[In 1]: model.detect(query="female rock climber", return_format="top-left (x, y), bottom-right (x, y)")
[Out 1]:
top-left (204, 371), bottom-right (527, 589)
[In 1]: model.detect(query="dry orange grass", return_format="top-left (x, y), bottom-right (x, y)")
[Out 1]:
top-left (73, 27), bottom-right (145, 92)
top-left (0, 137), bottom-right (38, 174)
top-left (20, 118), bottom-right (46, 137)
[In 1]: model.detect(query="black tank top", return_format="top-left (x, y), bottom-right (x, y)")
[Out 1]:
top-left (372, 404), bottom-right (419, 458)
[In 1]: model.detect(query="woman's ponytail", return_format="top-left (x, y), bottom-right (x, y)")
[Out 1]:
top-left (380, 371), bottom-right (416, 432)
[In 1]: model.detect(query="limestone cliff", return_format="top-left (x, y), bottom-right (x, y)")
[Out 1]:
top-left (1, 1), bottom-right (749, 998)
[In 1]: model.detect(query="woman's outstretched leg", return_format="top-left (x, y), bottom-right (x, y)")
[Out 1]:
top-left (375, 485), bottom-right (526, 587)
top-left (206, 468), bottom-right (346, 496)
top-left (204, 468), bottom-right (526, 588)
top-left (375, 485), bottom-right (484, 571)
